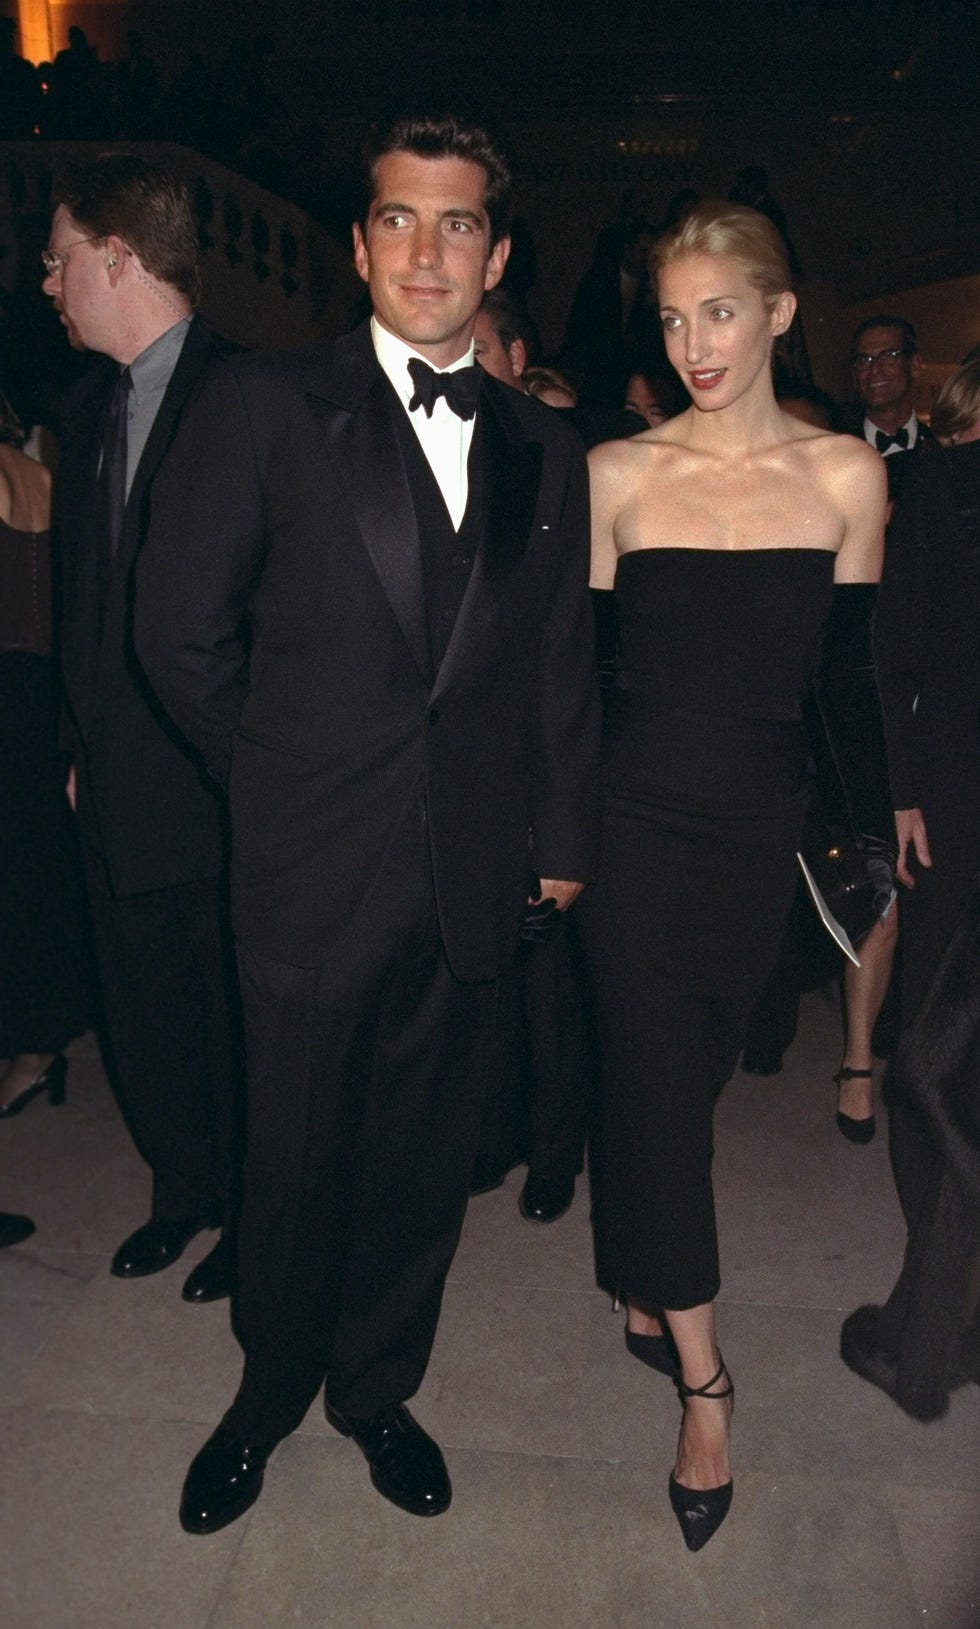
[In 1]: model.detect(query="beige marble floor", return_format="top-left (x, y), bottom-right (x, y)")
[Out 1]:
top-left (1, 993), bottom-right (977, 1629)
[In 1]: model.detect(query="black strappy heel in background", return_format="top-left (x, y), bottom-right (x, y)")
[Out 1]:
top-left (0, 1055), bottom-right (67, 1119)
top-left (668, 1355), bottom-right (734, 1552)
top-left (833, 1065), bottom-right (875, 1143)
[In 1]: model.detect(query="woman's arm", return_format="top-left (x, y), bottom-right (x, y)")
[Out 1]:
top-left (586, 440), bottom-right (626, 589)
top-left (831, 436), bottom-right (887, 586)
top-left (815, 438), bottom-right (896, 909)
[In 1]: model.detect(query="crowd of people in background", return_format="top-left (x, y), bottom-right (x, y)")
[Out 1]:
top-left (1, 20), bottom-right (338, 220)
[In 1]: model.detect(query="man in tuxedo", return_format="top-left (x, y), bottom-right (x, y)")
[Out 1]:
top-left (44, 156), bottom-right (242, 1303)
top-left (850, 315), bottom-right (930, 501)
top-left (135, 109), bottom-right (600, 1533)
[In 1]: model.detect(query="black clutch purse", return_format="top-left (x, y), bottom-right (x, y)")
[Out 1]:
top-left (799, 816), bottom-right (882, 955)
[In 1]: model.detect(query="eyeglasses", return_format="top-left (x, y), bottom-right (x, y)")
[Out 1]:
top-left (41, 236), bottom-right (100, 275)
top-left (851, 346), bottom-right (912, 370)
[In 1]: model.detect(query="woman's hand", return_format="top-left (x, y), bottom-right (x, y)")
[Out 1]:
top-left (894, 808), bottom-right (931, 888)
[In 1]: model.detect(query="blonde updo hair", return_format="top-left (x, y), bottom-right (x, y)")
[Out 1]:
top-left (652, 200), bottom-right (792, 309)
top-left (930, 357), bottom-right (980, 445)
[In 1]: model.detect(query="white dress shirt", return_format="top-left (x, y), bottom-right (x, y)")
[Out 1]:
top-left (371, 317), bottom-right (476, 530)
top-left (863, 412), bottom-right (921, 456)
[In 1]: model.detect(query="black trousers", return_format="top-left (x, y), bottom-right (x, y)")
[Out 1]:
top-left (82, 843), bottom-right (242, 1228)
top-left (224, 811), bottom-right (498, 1446)
top-left (474, 915), bottom-right (592, 1187)
top-left (522, 915), bottom-right (593, 1182)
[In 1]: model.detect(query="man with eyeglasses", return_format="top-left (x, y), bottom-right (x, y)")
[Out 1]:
top-left (43, 155), bottom-right (243, 1306)
top-left (850, 315), bottom-right (930, 499)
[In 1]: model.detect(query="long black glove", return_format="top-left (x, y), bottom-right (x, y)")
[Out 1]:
top-left (590, 587), bottom-right (618, 703)
top-left (814, 583), bottom-right (898, 918)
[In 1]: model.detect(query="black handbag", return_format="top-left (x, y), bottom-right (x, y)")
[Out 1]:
top-left (799, 815), bottom-right (881, 952)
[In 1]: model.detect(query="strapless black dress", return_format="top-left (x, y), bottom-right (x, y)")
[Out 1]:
top-left (580, 547), bottom-right (835, 1310)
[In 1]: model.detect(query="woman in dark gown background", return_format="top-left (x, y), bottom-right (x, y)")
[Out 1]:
top-left (0, 392), bottom-right (90, 1116)
top-left (841, 356), bottom-right (980, 1418)
top-left (582, 202), bottom-right (892, 1549)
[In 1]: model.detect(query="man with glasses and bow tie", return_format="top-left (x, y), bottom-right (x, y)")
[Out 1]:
top-left (135, 108), bottom-right (599, 1535)
top-left (850, 315), bottom-right (931, 502)
top-left (43, 156), bottom-right (243, 1307)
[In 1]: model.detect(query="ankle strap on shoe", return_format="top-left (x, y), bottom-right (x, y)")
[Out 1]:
top-left (675, 1357), bottom-right (733, 1400)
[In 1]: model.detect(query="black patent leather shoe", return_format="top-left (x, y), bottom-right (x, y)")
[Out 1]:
top-left (180, 1426), bottom-right (268, 1534)
top-left (324, 1401), bottom-right (451, 1516)
top-left (0, 1212), bottom-right (36, 1248)
top-left (182, 1236), bottom-right (236, 1303)
top-left (519, 1171), bottom-right (575, 1223)
top-left (110, 1217), bottom-right (208, 1279)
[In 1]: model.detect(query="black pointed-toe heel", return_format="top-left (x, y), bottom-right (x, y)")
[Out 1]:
top-left (668, 1356), bottom-right (734, 1552)
top-left (0, 1055), bottom-right (68, 1119)
top-left (833, 1066), bottom-right (875, 1143)
top-left (625, 1325), bottom-right (680, 1378)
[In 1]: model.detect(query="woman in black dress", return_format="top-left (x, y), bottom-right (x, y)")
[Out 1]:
top-left (0, 394), bottom-right (90, 1115)
top-left (582, 203), bottom-right (892, 1548)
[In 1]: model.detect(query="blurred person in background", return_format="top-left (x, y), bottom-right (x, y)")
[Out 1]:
top-left (841, 356), bottom-right (980, 1417)
top-left (0, 388), bottom-right (91, 1120)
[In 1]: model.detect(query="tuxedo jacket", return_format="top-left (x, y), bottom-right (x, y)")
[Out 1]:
top-left (875, 439), bottom-right (980, 842)
top-left (55, 316), bottom-right (234, 898)
top-left (841, 414), bottom-right (931, 502)
top-left (135, 323), bottom-right (600, 981)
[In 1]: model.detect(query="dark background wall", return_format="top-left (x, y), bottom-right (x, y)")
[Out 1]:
top-left (5, 0), bottom-right (979, 395)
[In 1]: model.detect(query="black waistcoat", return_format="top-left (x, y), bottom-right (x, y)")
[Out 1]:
top-left (390, 399), bottom-right (487, 676)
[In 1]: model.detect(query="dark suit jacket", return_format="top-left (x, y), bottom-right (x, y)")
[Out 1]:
top-left (135, 323), bottom-right (600, 981)
top-left (841, 415), bottom-right (931, 502)
top-left (875, 439), bottom-right (980, 1017)
top-left (56, 315), bottom-right (233, 898)
top-left (560, 258), bottom-right (662, 408)
top-left (875, 439), bottom-right (980, 830)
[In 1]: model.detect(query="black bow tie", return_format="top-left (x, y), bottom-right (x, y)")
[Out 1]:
top-left (875, 427), bottom-right (910, 453)
top-left (407, 358), bottom-right (482, 421)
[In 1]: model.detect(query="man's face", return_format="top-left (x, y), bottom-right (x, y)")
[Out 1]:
top-left (352, 151), bottom-right (509, 368)
top-left (851, 324), bottom-right (920, 422)
top-left (472, 309), bottom-right (524, 387)
top-left (41, 204), bottom-right (114, 354)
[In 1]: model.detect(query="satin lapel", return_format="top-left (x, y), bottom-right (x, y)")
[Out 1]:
top-left (432, 388), bottom-right (543, 699)
top-left (313, 373), bottom-right (430, 681)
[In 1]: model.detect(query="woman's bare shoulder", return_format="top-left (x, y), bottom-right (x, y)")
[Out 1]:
top-left (589, 424), bottom-right (687, 477)
top-left (811, 428), bottom-right (881, 476)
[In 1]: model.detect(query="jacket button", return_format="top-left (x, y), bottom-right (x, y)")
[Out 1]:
top-left (428, 707), bottom-right (440, 725)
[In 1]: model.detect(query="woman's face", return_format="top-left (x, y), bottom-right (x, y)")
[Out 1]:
top-left (657, 252), bottom-right (793, 412)
top-left (624, 373), bottom-right (669, 428)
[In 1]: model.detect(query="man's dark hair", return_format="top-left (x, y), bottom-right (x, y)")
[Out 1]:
top-left (358, 109), bottom-right (514, 247)
top-left (850, 314), bottom-right (918, 358)
top-left (478, 288), bottom-right (539, 362)
top-left (54, 154), bottom-right (201, 305)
